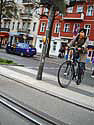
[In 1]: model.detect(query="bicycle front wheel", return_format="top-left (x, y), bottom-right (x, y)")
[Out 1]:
top-left (58, 61), bottom-right (72, 88)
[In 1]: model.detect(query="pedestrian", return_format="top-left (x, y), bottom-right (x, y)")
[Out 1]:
top-left (58, 45), bottom-right (65, 58)
top-left (91, 54), bottom-right (94, 78)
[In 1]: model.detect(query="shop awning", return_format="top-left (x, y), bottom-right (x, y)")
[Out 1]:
top-left (0, 32), bottom-right (9, 38)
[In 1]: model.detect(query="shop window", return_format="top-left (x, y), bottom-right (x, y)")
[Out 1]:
top-left (53, 42), bottom-right (57, 51)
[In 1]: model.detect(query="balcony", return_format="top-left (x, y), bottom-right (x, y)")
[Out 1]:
top-left (20, 13), bottom-right (32, 20)
top-left (22, 0), bottom-right (35, 5)
top-left (63, 13), bottom-right (84, 20)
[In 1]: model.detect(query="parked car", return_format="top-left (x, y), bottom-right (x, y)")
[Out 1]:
top-left (6, 43), bottom-right (36, 57)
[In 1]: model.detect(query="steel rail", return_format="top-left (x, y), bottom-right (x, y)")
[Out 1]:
top-left (0, 94), bottom-right (66, 125)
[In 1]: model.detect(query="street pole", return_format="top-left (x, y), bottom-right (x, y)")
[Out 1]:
top-left (36, 5), bottom-right (55, 80)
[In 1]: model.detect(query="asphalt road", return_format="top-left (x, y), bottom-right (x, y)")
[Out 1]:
top-left (0, 50), bottom-right (59, 76)
top-left (0, 75), bottom-right (94, 125)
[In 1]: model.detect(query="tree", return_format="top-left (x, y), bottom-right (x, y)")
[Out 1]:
top-left (0, 0), bottom-right (18, 30)
top-left (36, 0), bottom-right (78, 80)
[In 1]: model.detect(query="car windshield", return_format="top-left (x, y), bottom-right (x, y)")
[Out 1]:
top-left (18, 43), bottom-right (29, 48)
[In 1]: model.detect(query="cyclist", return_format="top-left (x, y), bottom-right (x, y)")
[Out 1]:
top-left (67, 28), bottom-right (89, 84)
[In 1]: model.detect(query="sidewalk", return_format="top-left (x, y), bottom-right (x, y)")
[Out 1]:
top-left (0, 65), bottom-right (94, 111)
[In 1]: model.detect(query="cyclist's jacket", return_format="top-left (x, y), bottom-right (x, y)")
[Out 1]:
top-left (68, 34), bottom-right (88, 48)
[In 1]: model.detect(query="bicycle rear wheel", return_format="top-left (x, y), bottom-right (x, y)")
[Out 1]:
top-left (58, 61), bottom-right (72, 88)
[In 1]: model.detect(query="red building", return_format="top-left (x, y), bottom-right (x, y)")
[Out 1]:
top-left (36, 0), bottom-right (94, 57)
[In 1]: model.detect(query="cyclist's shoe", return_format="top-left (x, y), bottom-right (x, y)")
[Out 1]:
top-left (91, 70), bottom-right (94, 78)
top-left (76, 79), bottom-right (81, 85)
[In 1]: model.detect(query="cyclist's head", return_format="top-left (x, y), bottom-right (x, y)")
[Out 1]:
top-left (79, 29), bottom-right (86, 39)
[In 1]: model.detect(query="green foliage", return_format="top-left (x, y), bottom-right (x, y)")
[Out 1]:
top-left (0, 58), bottom-right (16, 64)
top-left (53, 0), bottom-right (66, 14)
top-left (0, 0), bottom-right (18, 19)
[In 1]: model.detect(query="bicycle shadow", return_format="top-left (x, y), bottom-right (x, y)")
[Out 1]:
top-left (68, 69), bottom-right (94, 97)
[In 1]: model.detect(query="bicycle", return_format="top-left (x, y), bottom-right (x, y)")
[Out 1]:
top-left (57, 47), bottom-right (86, 88)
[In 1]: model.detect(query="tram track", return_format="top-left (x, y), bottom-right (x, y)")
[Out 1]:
top-left (0, 93), bottom-right (67, 125)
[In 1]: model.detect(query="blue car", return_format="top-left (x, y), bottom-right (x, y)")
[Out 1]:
top-left (6, 43), bottom-right (36, 57)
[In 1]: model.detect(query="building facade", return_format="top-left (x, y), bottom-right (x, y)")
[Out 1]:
top-left (37, 0), bottom-right (94, 57)
top-left (1, 0), bottom-right (40, 47)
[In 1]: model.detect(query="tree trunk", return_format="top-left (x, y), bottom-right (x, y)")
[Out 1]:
top-left (36, 5), bottom-right (56, 80)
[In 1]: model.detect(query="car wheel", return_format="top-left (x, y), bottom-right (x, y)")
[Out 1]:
top-left (6, 49), bottom-right (10, 54)
top-left (20, 52), bottom-right (24, 57)
top-left (31, 55), bottom-right (34, 57)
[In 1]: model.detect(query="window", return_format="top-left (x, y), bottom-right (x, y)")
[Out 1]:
top-left (12, 22), bottom-right (15, 30)
top-left (27, 22), bottom-right (30, 29)
top-left (84, 24), bottom-right (90, 35)
top-left (77, 5), bottom-right (83, 13)
top-left (33, 22), bottom-right (36, 32)
top-left (35, 8), bottom-right (40, 15)
top-left (22, 22), bottom-right (25, 30)
top-left (73, 23), bottom-right (80, 32)
top-left (39, 40), bottom-right (42, 48)
top-left (17, 22), bottom-right (20, 30)
top-left (4, 22), bottom-right (7, 28)
top-left (87, 6), bottom-right (93, 16)
top-left (67, 7), bottom-right (73, 13)
top-left (59, 13), bottom-right (63, 16)
top-left (53, 42), bottom-right (57, 51)
top-left (44, 8), bottom-right (48, 14)
top-left (8, 22), bottom-right (10, 29)
top-left (55, 23), bottom-right (60, 33)
top-left (40, 22), bottom-right (46, 32)
top-left (22, 22), bottom-right (27, 30)
top-left (64, 24), bottom-right (70, 32)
